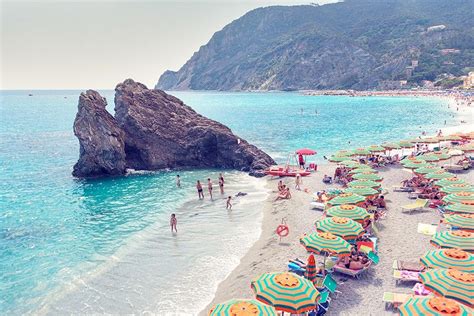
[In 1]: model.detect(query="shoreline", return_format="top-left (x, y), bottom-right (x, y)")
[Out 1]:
top-left (202, 99), bottom-right (473, 315)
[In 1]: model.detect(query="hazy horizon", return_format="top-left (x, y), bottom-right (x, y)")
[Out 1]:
top-left (1, 0), bottom-right (337, 90)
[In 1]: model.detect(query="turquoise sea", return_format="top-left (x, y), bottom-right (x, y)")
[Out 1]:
top-left (0, 91), bottom-right (453, 314)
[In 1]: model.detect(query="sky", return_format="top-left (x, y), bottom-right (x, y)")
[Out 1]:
top-left (1, 0), bottom-right (336, 90)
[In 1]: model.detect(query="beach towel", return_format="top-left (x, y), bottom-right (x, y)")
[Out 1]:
top-left (397, 261), bottom-right (425, 272)
top-left (417, 223), bottom-right (437, 235)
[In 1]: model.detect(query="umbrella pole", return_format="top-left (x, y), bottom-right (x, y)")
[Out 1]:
top-left (323, 254), bottom-right (327, 277)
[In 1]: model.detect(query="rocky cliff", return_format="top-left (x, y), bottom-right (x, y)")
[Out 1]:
top-left (73, 80), bottom-right (275, 178)
top-left (73, 90), bottom-right (127, 178)
top-left (156, 0), bottom-right (474, 91)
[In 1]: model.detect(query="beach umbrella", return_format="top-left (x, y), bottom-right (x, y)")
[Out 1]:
top-left (424, 171), bottom-right (453, 180)
top-left (347, 180), bottom-right (380, 188)
top-left (334, 150), bottom-right (353, 156)
top-left (208, 299), bottom-right (277, 316)
top-left (344, 186), bottom-right (379, 197)
top-left (419, 269), bottom-right (474, 307)
top-left (348, 167), bottom-right (376, 174)
top-left (315, 217), bottom-right (364, 240)
top-left (414, 165), bottom-right (444, 174)
top-left (445, 203), bottom-right (474, 214)
top-left (328, 155), bottom-right (352, 162)
top-left (430, 230), bottom-right (474, 252)
top-left (432, 152), bottom-right (451, 160)
top-left (436, 177), bottom-right (467, 187)
top-left (401, 159), bottom-right (428, 169)
top-left (418, 155), bottom-right (441, 162)
top-left (443, 192), bottom-right (474, 204)
top-left (381, 142), bottom-right (401, 149)
top-left (368, 145), bottom-right (385, 152)
top-left (399, 297), bottom-right (472, 316)
top-left (448, 149), bottom-right (464, 157)
top-left (251, 272), bottom-right (320, 314)
top-left (440, 184), bottom-right (474, 194)
top-left (351, 148), bottom-right (371, 156)
top-left (421, 248), bottom-right (474, 273)
top-left (327, 192), bottom-right (366, 206)
top-left (459, 143), bottom-right (474, 153)
top-left (460, 132), bottom-right (474, 140)
top-left (304, 254), bottom-right (317, 284)
top-left (444, 214), bottom-right (474, 231)
top-left (300, 232), bottom-right (352, 256)
top-left (296, 148), bottom-right (316, 155)
top-left (352, 172), bottom-right (383, 181)
top-left (440, 135), bottom-right (464, 141)
top-left (325, 204), bottom-right (370, 223)
top-left (418, 137), bottom-right (440, 144)
top-left (398, 141), bottom-right (415, 148)
top-left (340, 160), bottom-right (362, 168)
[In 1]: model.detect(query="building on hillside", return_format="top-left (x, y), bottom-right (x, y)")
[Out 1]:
top-left (427, 25), bottom-right (446, 32)
top-left (463, 72), bottom-right (474, 89)
top-left (440, 49), bottom-right (460, 55)
top-left (411, 60), bottom-right (419, 67)
top-left (405, 66), bottom-right (414, 78)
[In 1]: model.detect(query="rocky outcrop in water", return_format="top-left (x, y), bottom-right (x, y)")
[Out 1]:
top-left (73, 80), bottom-right (275, 178)
top-left (73, 90), bottom-right (127, 178)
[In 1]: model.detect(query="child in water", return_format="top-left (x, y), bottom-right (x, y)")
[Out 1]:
top-left (226, 196), bottom-right (232, 210)
top-left (170, 214), bottom-right (177, 233)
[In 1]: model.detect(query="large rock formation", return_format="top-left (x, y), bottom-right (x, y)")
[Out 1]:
top-left (73, 90), bottom-right (127, 178)
top-left (73, 80), bottom-right (275, 178)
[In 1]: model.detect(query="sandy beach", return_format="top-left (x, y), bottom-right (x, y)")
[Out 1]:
top-left (203, 100), bottom-right (474, 315)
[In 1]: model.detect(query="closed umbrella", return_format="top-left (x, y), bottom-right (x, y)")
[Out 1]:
top-left (399, 297), bottom-right (472, 316)
top-left (444, 214), bottom-right (474, 231)
top-left (421, 248), bottom-right (474, 273)
top-left (251, 272), bottom-right (320, 314)
top-left (419, 269), bottom-right (474, 307)
top-left (430, 230), bottom-right (474, 252)
top-left (304, 254), bottom-right (317, 284)
top-left (327, 192), bottom-right (366, 206)
top-left (209, 299), bottom-right (277, 316)
top-left (315, 217), bottom-right (364, 240)
top-left (325, 204), bottom-right (370, 223)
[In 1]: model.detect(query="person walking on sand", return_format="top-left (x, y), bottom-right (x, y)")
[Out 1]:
top-left (170, 214), bottom-right (177, 233)
top-left (226, 196), bottom-right (232, 210)
top-left (295, 173), bottom-right (302, 190)
top-left (176, 175), bottom-right (181, 188)
top-left (208, 178), bottom-right (213, 200)
top-left (196, 180), bottom-right (204, 199)
top-left (219, 173), bottom-right (225, 194)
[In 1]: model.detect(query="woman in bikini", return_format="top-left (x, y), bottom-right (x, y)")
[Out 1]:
top-left (207, 178), bottom-right (213, 200)
top-left (218, 173), bottom-right (225, 194)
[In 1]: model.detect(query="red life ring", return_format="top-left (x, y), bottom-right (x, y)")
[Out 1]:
top-left (276, 224), bottom-right (289, 237)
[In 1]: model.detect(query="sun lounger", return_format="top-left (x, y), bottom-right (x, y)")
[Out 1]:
top-left (393, 185), bottom-right (414, 192)
top-left (333, 262), bottom-right (371, 279)
top-left (393, 260), bottom-right (425, 272)
top-left (417, 223), bottom-right (437, 235)
top-left (393, 270), bottom-right (420, 285)
top-left (310, 201), bottom-right (325, 211)
top-left (401, 198), bottom-right (429, 214)
top-left (443, 164), bottom-right (464, 173)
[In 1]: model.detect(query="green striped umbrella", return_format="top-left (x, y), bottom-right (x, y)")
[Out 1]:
top-left (251, 272), bottom-right (320, 314)
top-left (347, 180), bottom-right (380, 188)
top-left (445, 203), bottom-right (474, 214)
top-left (424, 171), bottom-right (453, 180)
top-left (418, 155), bottom-right (441, 162)
top-left (328, 155), bottom-right (352, 162)
top-left (401, 159), bottom-right (429, 169)
top-left (344, 186), bottom-right (379, 197)
top-left (440, 184), bottom-right (474, 194)
top-left (432, 152), bottom-right (451, 160)
top-left (436, 178), bottom-right (468, 187)
top-left (348, 167), bottom-right (376, 174)
top-left (381, 142), bottom-right (401, 149)
top-left (443, 192), bottom-right (474, 204)
top-left (352, 172), bottom-right (383, 181)
top-left (421, 249), bottom-right (474, 273)
top-left (315, 217), bottom-right (364, 240)
top-left (368, 145), bottom-right (385, 152)
top-left (334, 150), bottom-right (353, 157)
top-left (430, 230), bottom-right (474, 252)
top-left (327, 193), bottom-right (366, 206)
top-left (351, 148), bottom-right (371, 156)
top-left (325, 205), bottom-right (370, 223)
top-left (419, 269), bottom-right (474, 307)
top-left (399, 297), bottom-right (472, 316)
top-left (440, 135), bottom-right (463, 141)
top-left (398, 141), bottom-right (415, 148)
top-left (209, 299), bottom-right (277, 316)
top-left (459, 143), bottom-right (474, 152)
top-left (444, 214), bottom-right (474, 231)
top-left (418, 137), bottom-right (440, 144)
top-left (300, 232), bottom-right (352, 256)
top-left (414, 165), bottom-right (444, 174)
top-left (340, 160), bottom-right (362, 168)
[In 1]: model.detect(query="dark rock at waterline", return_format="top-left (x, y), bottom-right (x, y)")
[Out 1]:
top-left (72, 79), bottom-right (275, 178)
top-left (73, 90), bottom-right (127, 178)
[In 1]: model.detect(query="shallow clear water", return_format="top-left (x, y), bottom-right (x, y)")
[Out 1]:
top-left (0, 90), bottom-right (451, 314)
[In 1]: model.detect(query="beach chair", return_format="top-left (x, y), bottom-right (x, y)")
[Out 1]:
top-left (392, 260), bottom-right (425, 272)
top-left (383, 292), bottom-right (425, 311)
top-left (310, 201), bottom-right (325, 211)
top-left (321, 274), bottom-right (340, 297)
top-left (393, 270), bottom-right (420, 285)
top-left (401, 198), bottom-right (429, 214)
top-left (393, 185), bottom-right (414, 192)
top-left (367, 251), bottom-right (380, 265)
top-left (333, 262), bottom-right (371, 279)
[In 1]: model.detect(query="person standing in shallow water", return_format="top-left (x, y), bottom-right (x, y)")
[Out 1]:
top-left (219, 173), bottom-right (225, 194)
top-left (207, 178), bottom-right (213, 200)
top-left (176, 175), bottom-right (181, 188)
top-left (226, 196), bottom-right (232, 210)
top-left (196, 180), bottom-right (204, 199)
top-left (170, 214), bottom-right (177, 233)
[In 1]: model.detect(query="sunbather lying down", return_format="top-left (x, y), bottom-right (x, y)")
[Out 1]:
top-left (336, 249), bottom-right (371, 270)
